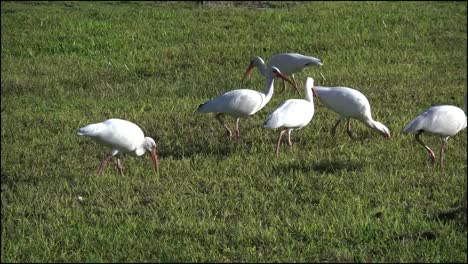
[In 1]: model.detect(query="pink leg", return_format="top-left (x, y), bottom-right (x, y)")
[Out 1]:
top-left (416, 132), bottom-right (436, 166)
top-left (331, 118), bottom-right (342, 136)
top-left (97, 152), bottom-right (113, 176)
top-left (280, 79), bottom-right (286, 93)
top-left (116, 158), bottom-right (124, 177)
top-left (215, 113), bottom-right (232, 140)
top-left (291, 74), bottom-right (300, 95)
top-left (234, 118), bottom-right (240, 141)
top-left (287, 129), bottom-right (293, 147)
top-left (275, 129), bottom-right (287, 155)
top-left (346, 119), bottom-right (354, 139)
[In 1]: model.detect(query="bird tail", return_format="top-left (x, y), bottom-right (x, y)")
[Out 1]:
top-left (194, 101), bottom-right (209, 113)
top-left (262, 112), bottom-right (278, 129)
top-left (402, 116), bottom-right (422, 134)
top-left (77, 123), bottom-right (103, 136)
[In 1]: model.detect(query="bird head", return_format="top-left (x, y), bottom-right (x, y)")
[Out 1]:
top-left (269, 66), bottom-right (298, 93)
top-left (375, 122), bottom-right (391, 139)
top-left (305, 77), bottom-right (314, 91)
top-left (241, 56), bottom-right (265, 83)
top-left (143, 137), bottom-right (159, 172)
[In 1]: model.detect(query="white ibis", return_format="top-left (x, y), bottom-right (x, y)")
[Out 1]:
top-left (262, 77), bottom-right (315, 154)
top-left (77, 118), bottom-right (159, 176)
top-left (312, 86), bottom-right (391, 139)
top-left (402, 105), bottom-right (467, 167)
top-left (196, 67), bottom-right (297, 140)
top-left (242, 53), bottom-right (323, 94)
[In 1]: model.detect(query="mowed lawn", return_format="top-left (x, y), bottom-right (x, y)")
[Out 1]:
top-left (1, 1), bottom-right (466, 262)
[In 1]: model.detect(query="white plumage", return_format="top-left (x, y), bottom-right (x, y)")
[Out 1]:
top-left (242, 53), bottom-right (323, 94)
top-left (312, 86), bottom-right (391, 139)
top-left (263, 77), bottom-right (315, 154)
top-left (77, 118), bottom-right (159, 176)
top-left (402, 105), bottom-right (467, 166)
top-left (196, 67), bottom-right (296, 140)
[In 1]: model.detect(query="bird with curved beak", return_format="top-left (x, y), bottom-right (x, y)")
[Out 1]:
top-left (262, 77), bottom-right (316, 154)
top-left (312, 86), bottom-right (391, 140)
top-left (77, 118), bottom-right (159, 176)
top-left (402, 105), bottom-right (466, 167)
top-left (197, 67), bottom-right (297, 140)
top-left (241, 53), bottom-right (323, 95)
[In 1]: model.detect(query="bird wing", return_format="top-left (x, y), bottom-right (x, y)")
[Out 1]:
top-left (315, 87), bottom-right (371, 119)
top-left (269, 53), bottom-right (322, 75)
top-left (197, 89), bottom-right (264, 116)
top-left (403, 105), bottom-right (467, 136)
top-left (78, 119), bottom-right (144, 153)
top-left (263, 99), bottom-right (314, 129)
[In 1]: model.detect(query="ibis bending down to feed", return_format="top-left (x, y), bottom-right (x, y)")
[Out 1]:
top-left (77, 118), bottom-right (159, 176)
top-left (312, 86), bottom-right (391, 139)
top-left (242, 53), bottom-right (323, 94)
top-left (263, 77), bottom-right (315, 154)
top-left (402, 105), bottom-right (466, 167)
top-left (196, 67), bottom-right (297, 140)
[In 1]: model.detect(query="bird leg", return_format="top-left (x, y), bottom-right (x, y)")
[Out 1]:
top-left (275, 129), bottom-right (287, 155)
top-left (287, 129), bottom-right (293, 147)
top-left (439, 138), bottom-right (448, 168)
top-left (97, 152), bottom-right (113, 176)
top-left (415, 132), bottom-right (436, 166)
top-left (441, 138), bottom-right (449, 151)
top-left (331, 118), bottom-right (342, 136)
top-left (291, 74), bottom-right (300, 95)
top-left (234, 118), bottom-right (240, 141)
top-left (346, 119), bottom-right (354, 139)
top-left (116, 158), bottom-right (124, 177)
top-left (215, 113), bottom-right (232, 140)
top-left (280, 79), bottom-right (287, 93)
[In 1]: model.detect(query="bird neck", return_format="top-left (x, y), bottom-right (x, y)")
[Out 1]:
top-left (304, 87), bottom-right (314, 103)
top-left (262, 76), bottom-right (275, 102)
top-left (257, 63), bottom-right (267, 78)
top-left (252, 58), bottom-right (267, 78)
top-left (363, 119), bottom-right (388, 137)
top-left (362, 118), bottom-right (377, 129)
top-left (134, 147), bottom-right (146, 157)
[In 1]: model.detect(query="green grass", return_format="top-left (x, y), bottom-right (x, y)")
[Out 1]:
top-left (1, 1), bottom-right (467, 262)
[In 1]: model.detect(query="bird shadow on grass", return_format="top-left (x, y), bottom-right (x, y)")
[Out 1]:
top-left (273, 159), bottom-right (364, 174)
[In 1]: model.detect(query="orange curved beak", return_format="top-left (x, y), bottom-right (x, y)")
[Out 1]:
top-left (385, 133), bottom-right (391, 140)
top-left (312, 88), bottom-right (317, 97)
top-left (241, 63), bottom-right (254, 83)
top-left (275, 71), bottom-right (299, 94)
top-left (150, 148), bottom-right (159, 173)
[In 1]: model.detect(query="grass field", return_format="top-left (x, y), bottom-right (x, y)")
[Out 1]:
top-left (1, 1), bottom-right (467, 262)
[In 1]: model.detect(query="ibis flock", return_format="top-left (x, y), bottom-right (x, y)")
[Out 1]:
top-left (77, 52), bottom-right (467, 176)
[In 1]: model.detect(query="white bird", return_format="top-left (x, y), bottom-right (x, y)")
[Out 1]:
top-left (242, 53), bottom-right (323, 94)
top-left (196, 67), bottom-right (297, 140)
top-left (77, 118), bottom-right (159, 176)
top-left (402, 105), bottom-right (467, 167)
top-left (263, 77), bottom-right (315, 154)
top-left (312, 86), bottom-right (391, 139)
